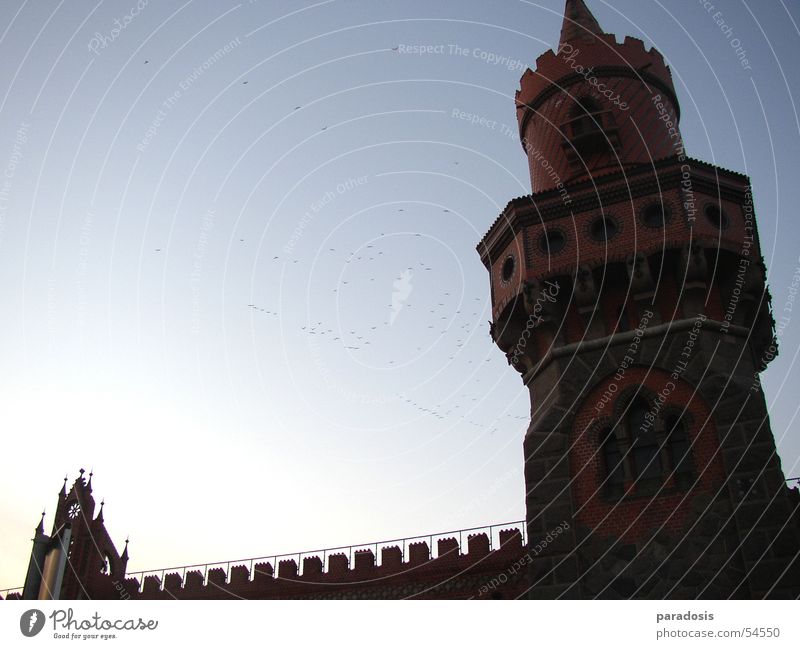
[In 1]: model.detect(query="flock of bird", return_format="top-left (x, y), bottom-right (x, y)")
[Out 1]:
top-left (239, 232), bottom-right (532, 436)
top-left (250, 243), bottom-right (485, 356)
top-left (135, 52), bottom-right (530, 443)
top-left (139, 74), bottom-right (527, 432)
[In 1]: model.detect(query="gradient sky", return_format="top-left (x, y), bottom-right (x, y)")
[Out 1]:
top-left (1, 0), bottom-right (800, 589)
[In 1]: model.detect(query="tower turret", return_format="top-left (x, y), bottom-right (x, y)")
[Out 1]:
top-left (516, 0), bottom-right (680, 192)
top-left (478, 0), bottom-right (799, 599)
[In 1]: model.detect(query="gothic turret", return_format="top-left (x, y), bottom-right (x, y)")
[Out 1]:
top-left (44, 470), bottom-right (129, 599)
top-left (515, 0), bottom-right (680, 192)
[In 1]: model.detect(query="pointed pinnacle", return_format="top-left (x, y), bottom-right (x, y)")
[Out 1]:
top-left (560, 0), bottom-right (604, 47)
top-left (36, 510), bottom-right (45, 535)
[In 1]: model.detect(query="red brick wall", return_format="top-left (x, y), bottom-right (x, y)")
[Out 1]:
top-left (76, 531), bottom-right (531, 600)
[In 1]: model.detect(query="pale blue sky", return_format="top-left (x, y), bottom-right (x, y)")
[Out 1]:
top-left (1, 0), bottom-right (799, 588)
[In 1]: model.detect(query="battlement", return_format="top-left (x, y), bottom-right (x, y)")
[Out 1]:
top-left (0, 588), bottom-right (21, 600)
top-left (115, 523), bottom-right (527, 600)
top-left (517, 34), bottom-right (674, 117)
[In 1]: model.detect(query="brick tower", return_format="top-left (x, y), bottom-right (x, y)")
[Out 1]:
top-left (478, 0), bottom-right (800, 598)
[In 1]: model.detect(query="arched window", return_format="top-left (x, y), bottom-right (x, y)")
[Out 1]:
top-left (627, 398), bottom-right (663, 483)
top-left (598, 395), bottom-right (696, 498)
top-left (569, 97), bottom-right (603, 138)
top-left (562, 96), bottom-right (620, 167)
top-left (666, 415), bottom-right (693, 487)
top-left (100, 553), bottom-right (114, 575)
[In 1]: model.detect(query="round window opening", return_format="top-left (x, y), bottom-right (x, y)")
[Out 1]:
top-left (642, 203), bottom-right (670, 228)
top-left (705, 204), bottom-right (729, 229)
top-left (590, 216), bottom-right (618, 241)
top-left (539, 229), bottom-right (566, 254)
top-left (501, 256), bottom-right (516, 282)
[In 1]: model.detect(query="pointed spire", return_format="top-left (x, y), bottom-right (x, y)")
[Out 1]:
top-left (35, 510), bottom-right (45, 536)
top-left (560, 0), bottom-right (604, 47)
top-left (59, 475), bottom-right (67, 499)
top-left (96, 499), bottom-right (105, 524)
top-left (86, 469), bottom-right (94, 492)
top-left (120, 537), bottom-right (129, 562)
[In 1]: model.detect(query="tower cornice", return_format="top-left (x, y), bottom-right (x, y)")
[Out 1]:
top-left (477, 156), bottom-right (751, 269)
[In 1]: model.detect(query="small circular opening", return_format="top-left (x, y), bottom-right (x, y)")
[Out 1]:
top-left (539, 229), bottom-right (566, 254)
top-left (590, 216), bottom-right (618, 241)
top-left (501, 256), bottom-right (516, 282)
top-left (642, 203), bottom-right (670, 228)
top-left (705, 204), bottom-right (729, 229)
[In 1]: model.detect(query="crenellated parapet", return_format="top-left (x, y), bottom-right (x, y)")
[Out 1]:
top-left (109, 527), bottom-right (527, 600)
top-left (517, 35), bottom-right (676, 127)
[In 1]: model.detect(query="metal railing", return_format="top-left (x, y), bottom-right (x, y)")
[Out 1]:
top-left (4, 479), bottom-right (800, 596)
top-left (125, 519), bottom-right (526, 593)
